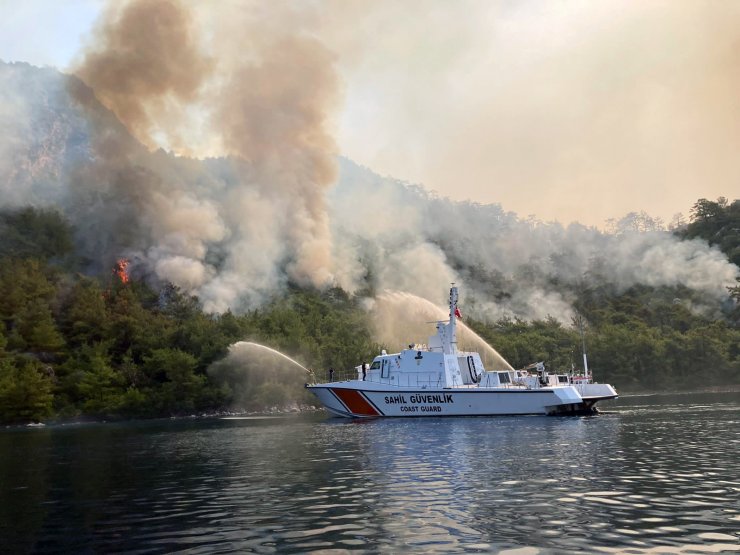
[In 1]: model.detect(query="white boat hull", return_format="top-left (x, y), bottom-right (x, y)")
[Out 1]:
top-left (307, 381), bottom-right (617, 418)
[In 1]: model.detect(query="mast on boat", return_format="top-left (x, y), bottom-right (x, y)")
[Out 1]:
top-left (578, 314), bottom-right (590, 381)
top-left (447, 284), bottom-right (459, 355)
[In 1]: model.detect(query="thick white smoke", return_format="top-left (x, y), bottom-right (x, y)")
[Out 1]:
top-left (0, 0), bottom-right (737, 326)
top-left (330, 160), bottom-right (739, 322)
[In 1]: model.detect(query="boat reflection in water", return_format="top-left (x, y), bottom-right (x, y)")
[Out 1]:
top-left (307, 286), bottom-right (617, 417)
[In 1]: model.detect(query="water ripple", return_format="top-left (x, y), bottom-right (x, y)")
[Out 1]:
top-left (1, 392), bottom-right (739, 553)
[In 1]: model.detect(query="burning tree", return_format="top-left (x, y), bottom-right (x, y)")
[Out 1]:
top-left (113, 258), bottom-right (130, 284)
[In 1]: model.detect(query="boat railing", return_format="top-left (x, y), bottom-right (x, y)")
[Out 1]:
top-left (312, 368), bottom-right (357, 383)
top-left (313, 369), bottom-right (445, 388)
top-left (357, 371), bottom-right (445, 388)
top-left (389, 372), bottom-right (445, 388)
top-left (308, 368), bottom-right (595, 389)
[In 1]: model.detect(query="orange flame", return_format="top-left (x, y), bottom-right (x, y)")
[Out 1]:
top-left (114, 258), bottom-right (130, 284)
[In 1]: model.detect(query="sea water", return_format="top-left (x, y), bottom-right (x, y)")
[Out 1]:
top-left (1, 391), bottom-right (738, 553)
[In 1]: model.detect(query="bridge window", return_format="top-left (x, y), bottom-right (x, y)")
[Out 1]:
top-left (381, 359), bottom-right (390, 378)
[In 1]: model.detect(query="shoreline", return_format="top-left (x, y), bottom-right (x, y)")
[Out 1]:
top-left (5, 386), bottom-right (740, 428)
top-left (3, 404), bottom-right (325, 430)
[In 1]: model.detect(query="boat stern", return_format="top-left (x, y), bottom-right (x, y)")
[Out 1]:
top-left (545, 383), bottom-right (618, 415)
top-left (578, 383), bottom-right (619, 402)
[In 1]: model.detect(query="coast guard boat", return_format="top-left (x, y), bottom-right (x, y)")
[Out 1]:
top-left (306, 286), bottom-right (618, 418)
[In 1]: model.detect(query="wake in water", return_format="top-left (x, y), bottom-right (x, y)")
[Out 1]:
top-left (369, 290), bottom-right (514, 370)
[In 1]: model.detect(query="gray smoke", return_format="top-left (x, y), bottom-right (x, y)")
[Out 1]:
top-left (330, 160), bottom-right (739, 323)
top-left (65, 0), bottom-right (341, 310)
top-left (0, 1), bottom-right (737, 327)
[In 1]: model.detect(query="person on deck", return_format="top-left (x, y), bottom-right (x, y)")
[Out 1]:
top-left (329, 367), bottom-right (334, 382)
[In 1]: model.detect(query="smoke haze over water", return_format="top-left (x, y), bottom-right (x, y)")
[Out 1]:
top-left (0, 0), bottom-right (738, 327)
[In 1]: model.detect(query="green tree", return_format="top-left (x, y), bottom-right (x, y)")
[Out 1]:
top-left (0, 207), bottom-right (73, 261)
top-left (105, 286), bottom-right (172, 365)
top-left (0, 258), bottom-right (56, 323)
top-left (0, 357), bottom-right (54, 422)
top-left (680, 197), bottom-right (740, 266)
top-left (143, 348), bottom-right (205, 413)
top-left (16, 299), bottom-right (65, 354)
top-left (58, 278), bottom-right (109, 346)
top-left (57, 343), bottom-right (123, 416)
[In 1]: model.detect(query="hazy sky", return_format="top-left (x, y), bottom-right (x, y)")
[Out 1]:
top-left (1, 0), bottom-right (739, 227)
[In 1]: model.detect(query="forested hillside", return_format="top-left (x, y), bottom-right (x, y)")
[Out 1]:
top-left (2, 52), bottom-right (740, 423)
top-left (0, 208), bottom-right (380, 423)
top-left (0, 200), bottom-right (738, 423)
top-left (473, 198), bottom-right (740, 391)
top-left (678, 197), bottom-right (740, 267)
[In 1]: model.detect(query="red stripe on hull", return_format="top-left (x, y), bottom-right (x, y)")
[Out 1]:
top-left (331, 388), bottom-right (380, 416)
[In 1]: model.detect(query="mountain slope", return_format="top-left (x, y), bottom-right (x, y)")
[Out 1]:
top-left (1, 61), bottom-right (738, 323)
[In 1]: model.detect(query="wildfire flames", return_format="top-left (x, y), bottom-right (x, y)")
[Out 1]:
top-left (114, 258), bottom-right (130, 284)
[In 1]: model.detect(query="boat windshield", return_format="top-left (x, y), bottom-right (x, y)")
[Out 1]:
top-left (370, 360), bottom-right (381, 370)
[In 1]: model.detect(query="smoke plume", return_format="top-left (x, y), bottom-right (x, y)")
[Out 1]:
top-left (212, 34), bottom-right (340, 289)
top-left (76, 0), bottom-right (212, 150)
top-left (68, 0), bottom-right (341, 309)
top-left (0, 0), bottom-right (737, 333)
top-left (329, 160), bottom-right (739, 323)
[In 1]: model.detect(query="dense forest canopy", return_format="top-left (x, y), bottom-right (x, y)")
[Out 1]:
top-left (0, 207), bottom-right (379, 422)
top-left (0, 198), bottom-right (738, 423)
top-left (679, 197), bottom-right (740, 267)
